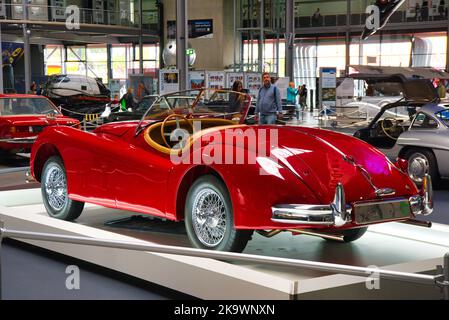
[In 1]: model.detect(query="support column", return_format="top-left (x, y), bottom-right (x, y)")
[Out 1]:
top-left (285, 0), bottom-right (294, 80)
top-left (22, 0), bottom-right (31, 93)
top-left (345, 0), bottom-right (351, 75)
top-left (139, 0), bottom-right (144, 74)
top-left (157, 0), bottom-right (165, 68)
top-left (258, 0), bottom-right (264, 72)
top-left (233, 0), bottom-right (237, 71)
top-left (176, 0), bottom-right (188, 90)
top-left (446, 15), bottom-right (449, 70)
top-left (0, 23), bottom-right (3, 94)
top-left (107, 44), bottom-right (113, 83)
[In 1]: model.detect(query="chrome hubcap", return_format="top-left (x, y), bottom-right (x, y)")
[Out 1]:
top-left (408, 154), bottom-right (429, 183)
top-left (44, 164), bottom-right (67, 211)
top-left (192, 188), bottom-right (227, 247)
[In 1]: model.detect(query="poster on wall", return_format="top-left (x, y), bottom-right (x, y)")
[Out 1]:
top-left (129, 74), bottom-right (153, 100)
top-left (244, 73), bottom-right (262, 98)
top-left (159, 69), bottom-right (180, 95)
top-left (206, 71), bottom-right (226, 90)
top-left (226, 72), bottom-right (244, 89)
top-left (189, 71), bottom-right (206, 91)
top-left (319, 67), bottom-right (337, 111)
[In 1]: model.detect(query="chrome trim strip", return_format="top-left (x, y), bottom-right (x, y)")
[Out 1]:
top-left (271, 176), bottom-right (434, 226)
top-left (421, 174), bottom-right (433, 216)
top-left (271, 183), bottom-right (352, 226)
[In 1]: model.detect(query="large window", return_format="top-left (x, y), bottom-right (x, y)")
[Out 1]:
top-left (242, 39), bottom-right (285, 75)
top-left (45, 43), bottom-right (160, 82)
top-left (44, 45), bottom-right (64, 75)
top-left (413, 33), bottom-right (447, 69)
top-left (87, 45), bottom-right (108, 82)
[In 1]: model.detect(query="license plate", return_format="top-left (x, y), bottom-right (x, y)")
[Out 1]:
top-left (353, 199), bottom-right (411, 225)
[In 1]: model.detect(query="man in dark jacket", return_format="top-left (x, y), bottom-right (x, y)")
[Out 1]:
top-left (119, 87), bottom-right (136, 111)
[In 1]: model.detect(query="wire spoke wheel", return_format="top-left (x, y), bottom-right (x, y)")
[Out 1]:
top-left (185, 175), bottom-right (253, 252)
top-left (41, 156), bottom-right (84, 221)
top-left (192, 188), bottom-right (227, 247)
top-left (44, 164), bottom-right (68, 211)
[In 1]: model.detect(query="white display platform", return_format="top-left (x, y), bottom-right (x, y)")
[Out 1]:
top-left (1, 188), bottom-right (448, 299)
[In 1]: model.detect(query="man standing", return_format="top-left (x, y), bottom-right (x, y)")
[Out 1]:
top-left (299, 84), bottom-right (308, 110)
top-left (255, 72), bottom-right (282, 125)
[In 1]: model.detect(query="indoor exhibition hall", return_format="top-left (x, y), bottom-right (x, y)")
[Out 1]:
top-left (1, 0), bottom-right (449, 304)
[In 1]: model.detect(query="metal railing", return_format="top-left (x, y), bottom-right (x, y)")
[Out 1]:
top-left (0, 222), bottom-right (448, 300)
top-left (242, 5), bottom-right (449, 30)
top-left (0, 3), bottom-right (158, 29)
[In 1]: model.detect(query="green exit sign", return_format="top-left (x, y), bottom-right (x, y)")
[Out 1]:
top-left (186, 48), bottom-right (195, 55)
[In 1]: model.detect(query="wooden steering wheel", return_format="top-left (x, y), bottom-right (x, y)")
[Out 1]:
top-left (160, 113), bottom-right (193, 148)
top-left (380, 117), bottom-right (403, 140)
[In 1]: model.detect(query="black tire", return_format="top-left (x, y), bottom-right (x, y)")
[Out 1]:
top-left (184, 175), bottom-right (253, 252)
top-left (323, 227), bottom-right (368, 243)
top-left (41, 156), bottom-right (84, 221)
top-left (403, 148), bottom-right (439, 187)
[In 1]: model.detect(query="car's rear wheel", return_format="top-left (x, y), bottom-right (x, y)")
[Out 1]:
top-left (41, 156), bottom-right (84, 221)
top-left (323, 227), bottom-right (368, 243)
top-left (184, 175), bottom-right (253, 252)
top-left (404, 148), bottom-right (438, 186)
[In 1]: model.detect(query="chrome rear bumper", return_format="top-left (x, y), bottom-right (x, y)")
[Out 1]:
top-left (0, 137), bottom-right (37, 144)
top-left (271, 175), bottom-right (433, 227)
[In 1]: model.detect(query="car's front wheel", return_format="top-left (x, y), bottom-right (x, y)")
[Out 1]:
top-left (184, 175), bottom-right (253, 252)
top-left (41, 156), bottom-right (84, 221)
top-left (404, 148), bottom-right (438, 186)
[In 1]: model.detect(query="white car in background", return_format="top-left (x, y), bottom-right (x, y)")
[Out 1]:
top-left (343, 80), bottom-right (405, 120)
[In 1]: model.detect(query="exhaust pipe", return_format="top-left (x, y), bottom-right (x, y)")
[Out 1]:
top-left (256, 229), bottom-right (344, 242)
top-left (399, 219), bottom-right (432, 228)
top-left (287, 229), bottom-right (345, 242)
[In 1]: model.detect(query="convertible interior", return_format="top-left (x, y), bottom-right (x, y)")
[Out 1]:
top-left (144, 115), bottom-right (240, 155)
top-left (354, 104), bottom-right (416, 149)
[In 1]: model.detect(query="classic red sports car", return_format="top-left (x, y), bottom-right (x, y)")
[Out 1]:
top-left (30, 89), bottom-right (433, 252)
top-left (0, 94), bottom-right (79, 155)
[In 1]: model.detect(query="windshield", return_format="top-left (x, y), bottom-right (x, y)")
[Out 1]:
top-left (141, 89), bottom-right (251, 121)
top-left (136, 89), bottom-right (252, 135)
top-left (0, 97), bottom-right (59, 116)
top-left (136, 96), bottom-right (158, 112)
top-left (436, 109), bottom-right (449, 127)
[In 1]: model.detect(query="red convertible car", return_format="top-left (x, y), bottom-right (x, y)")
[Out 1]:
top-left (0, 94), bottom-right (79, 155)
top-left (30, 89), bottom-right (433, 252)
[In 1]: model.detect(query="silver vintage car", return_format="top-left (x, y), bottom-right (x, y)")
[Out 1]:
top-left (397, 103), bottom-right (449, 185)
top-left (354, 76), bottom-right (449, 186)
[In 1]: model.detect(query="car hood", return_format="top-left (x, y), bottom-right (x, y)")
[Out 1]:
top-left (271, 126), bottom-right (418, 203)
top-left (1, 115), bottom-right (78, 126)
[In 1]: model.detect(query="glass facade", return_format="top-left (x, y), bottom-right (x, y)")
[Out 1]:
top-left (44, 43), bottom-right (160, 83)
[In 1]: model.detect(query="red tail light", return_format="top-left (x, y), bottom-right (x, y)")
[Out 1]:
top-left (394, 157), bottom-right (408, 173)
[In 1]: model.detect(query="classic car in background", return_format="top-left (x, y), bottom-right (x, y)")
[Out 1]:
top-left (102, 95), bottom-right (159, 123)
top-left (30, 88), bottom-right (433, 252)
top-left (0, 94), bottom-right (79, 155)
top-left (354, 77), bottom-right (449, 186)
top-left (43, 74), bottom-right (111, 119)
top-left (396, 104), bottom-right (449, 186)
top-left (343, 79), bottom-right (404, 120)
